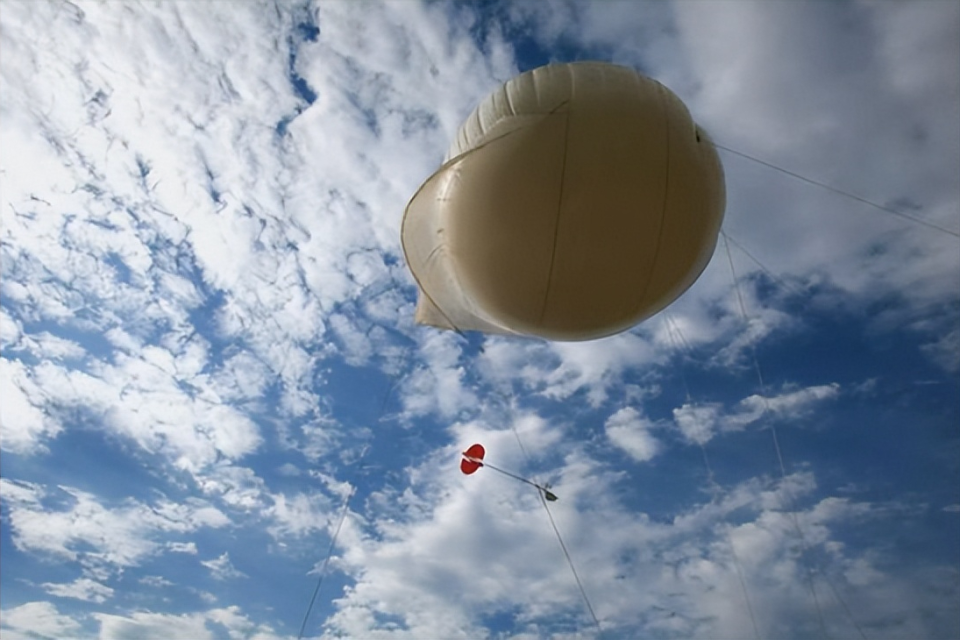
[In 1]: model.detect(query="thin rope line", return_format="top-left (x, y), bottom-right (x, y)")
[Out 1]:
top-left (494, 391), bottom-right (601, 632)
top-left (723, 233), bottom-right (829, 639)
top-left (722, 232), bottom-right (751, 323)
top-left (825, 573), bottom-right (869, 640)
top-left (725, 520), bottom-right (760, 640)
top-left (714, 143), bottom-right (959, 239)
top-left (722, 231), bottom-right (869, 639)
top-left (539, 493), bottom-right (602, 633)
top-left (702, 443), bottom-right (760, 640)
top-left (502, 392), bottom-right (534, 468)
top-left (474, 459), bottom-right (550, 494)
top-left (296, 361), bottom-right (406, 639)
top-left (663, 315), bottom-right (693, 403)
top-left (667, 314), bottom-right (694, 356)
top-left (511, 424), bottom-right (532, 467)
top-left (378, 366), bottom-right (407, 418)
top-left (297, 483), bottom-right (358, 640)
top-left (722, 233), bottom-right (809, 300)
top-left (667, 316), bottom-right (760, 640)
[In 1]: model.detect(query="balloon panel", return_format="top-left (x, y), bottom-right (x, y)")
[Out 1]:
top-left (403, 62), bottom-right (725, 341)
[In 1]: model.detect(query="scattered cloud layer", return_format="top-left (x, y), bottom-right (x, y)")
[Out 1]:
top-left (1, 1), bottom-right (957, 639)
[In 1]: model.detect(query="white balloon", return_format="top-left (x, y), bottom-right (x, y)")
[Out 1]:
top-left (403, 62), bottom-right (725, 341)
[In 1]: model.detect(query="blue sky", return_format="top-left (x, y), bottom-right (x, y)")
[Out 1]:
top-left (1, 1), bottom-right (958, 638)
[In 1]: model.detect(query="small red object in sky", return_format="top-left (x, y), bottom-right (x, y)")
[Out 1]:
top-left (460, 443), bottom-right (485, 475)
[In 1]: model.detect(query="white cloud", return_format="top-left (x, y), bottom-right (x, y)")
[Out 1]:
top-left (1, 2), bottom-right (957, 639)
top-left (167, 541), bottom-right (199, 554)
top-left (727, 383), bottom-right (841, 430)
top-left (545, 333), bottom-right (664, 406)
top-left (673, 384), bottom-right (840, 445)
top-left (480, 330), bottom-right (666, 408)
top-left (766, 383), bottom-right (840, 413)
top-left (0, 478), bottom-right (43, 505)
top-left (210, 351), bottom-right (274, 402)
top-left (329, 312), bottom-right (376, 366)
top-left (139, 575), bottom-right (176, 588)
top-left (0, 358), bottom-right (59, 454)
top-left (0, 308), bottom-right (23, 348)
top-left (320, 445), bottom-right (958, 638)
top-left (399, 331), bottom-right (477, 419)
top-left (277, 462), bottom-right (301, 477)
top-left (0, 602), bottom-right (82, 640)
top-left (0, 0), bottom-right (332, 443)
top-left (16, 355), bottom-right (264, 480)
top-left (605, 407), bottom-right (660, 462)
top-left (151, 497), bottom-right (232, 531)
top-left (201, 552), bottom-right (247, 581)
top-left (1, 479), bottom-right (228, 577)
top-left (195, 463), bottom-right (267, 511)
top-left (92, 606), bottom-right (279, 640)
top-left (679, 2), bottom-right (957, 313)
top-left (674, 403), bottom-right (722, 445)
top-left (266, 490), bottom-right (333, 540)
top-left (40, 577), bottom-right (114, 604)
top-left (921, 327), bottom-right (960, 373)
top-left (95, 610), bottom-right (215, 640)
top-left (19, 332), bottom-right (86, 361)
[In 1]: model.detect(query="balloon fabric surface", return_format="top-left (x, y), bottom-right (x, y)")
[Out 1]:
top-left (403, 61), bottom-right (725, 341)
top-left (1, 3), bottom-right (958, 640)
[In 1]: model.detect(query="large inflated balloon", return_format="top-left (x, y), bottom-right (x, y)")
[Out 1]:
top-left (402, 62), bottom-right (725, 341)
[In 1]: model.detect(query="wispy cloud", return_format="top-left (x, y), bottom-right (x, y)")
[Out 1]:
top-left (1, 1), bottom-right (956, 638)
top-left (40, 577), bottom-right (114, 604)
top-left (0, 602), bottom-right (83, 640)
top-left (201, 552), bottom-right (247, 581)
top-left (1, 478), bottom-right (228, 578)
top-left (605, 407), bottom-right (661, 462)
top-left (673, 383), bottom-right (841, 445)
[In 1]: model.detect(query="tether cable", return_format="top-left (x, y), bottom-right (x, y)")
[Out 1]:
top-left (297, 481), bottom-right (359, 640)
top-left (715, 143), bottom-right (959, 239)
top-left (663, 314), bottom-right (761, 640)
top-left (540, 492), bottom-right (603, 633)
top-left (296, 358), bottom-right (408, 639)
top-left (493, 390), bottom-right (602, 634)
top-left (720, 231), bottom-right (870, 640)
top-left (722, 231), bottom-right (828, 636)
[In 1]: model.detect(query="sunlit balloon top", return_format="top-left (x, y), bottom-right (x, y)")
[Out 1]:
top-left (403, 61), bottom-right (725, 341)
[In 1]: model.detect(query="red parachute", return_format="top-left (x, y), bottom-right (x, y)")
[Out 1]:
top-left (460, 443), bottom-right (557, 501)
top-left (460, 443), bottom-right (485, 475)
